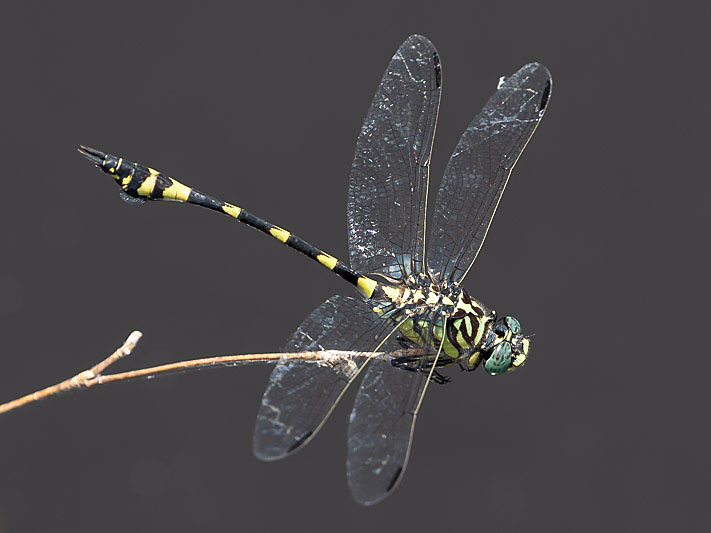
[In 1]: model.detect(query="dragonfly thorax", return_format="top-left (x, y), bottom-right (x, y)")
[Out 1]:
top-left (371, 274), bottom-right (498, 367)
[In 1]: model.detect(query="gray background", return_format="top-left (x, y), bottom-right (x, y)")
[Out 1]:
top-left (0, 1), bottom-right (708, 531)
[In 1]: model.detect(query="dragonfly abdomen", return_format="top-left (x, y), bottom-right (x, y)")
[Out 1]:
top-left (79, 146), bottom-right (380, 299)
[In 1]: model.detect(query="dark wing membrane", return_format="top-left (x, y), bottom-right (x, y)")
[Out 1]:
top-left (348, 35), bottom-right (441, 280)
top-left (427, 63), bottom-right (552, 284)
top-left (253, 295), bottom-right (398, 460)
top-left (347, 311), bottom-right (445, 505)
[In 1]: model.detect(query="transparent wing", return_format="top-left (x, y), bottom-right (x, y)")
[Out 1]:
top-left (253, 295), bottom-right (398, 460)
top-left (347, 311), bottom-right (445, 505)
top-left (348, 34), bottom-right (442, 280)
top-left (427, 63), bottom-right (552, 284)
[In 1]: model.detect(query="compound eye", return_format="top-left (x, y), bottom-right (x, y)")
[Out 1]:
top-left (484, 342), bottom-right (512, 375)
top-left (505, 316), bottom-right (521, 335)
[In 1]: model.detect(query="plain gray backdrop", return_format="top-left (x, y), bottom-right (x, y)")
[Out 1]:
top-left (0, 1), bottom-right (708, 531)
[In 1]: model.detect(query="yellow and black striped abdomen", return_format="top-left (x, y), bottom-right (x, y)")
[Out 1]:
top-left (78, 146), bottom-right (380, 299)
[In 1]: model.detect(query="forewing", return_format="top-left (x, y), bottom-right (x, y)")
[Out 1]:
top-left (348, 34), bottom-right (442, 280)
top-left (347, 311), bottom-right (445, 505)
top-left (253, 295), bottom-right (396, 460)
top-left (427, 63), bottom-right (552, 284)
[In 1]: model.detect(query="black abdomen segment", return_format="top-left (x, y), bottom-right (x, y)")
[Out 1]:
top-left (186, 188), bottom-right (366, 289)
top-left (78, 146), bottom-right (379, 298)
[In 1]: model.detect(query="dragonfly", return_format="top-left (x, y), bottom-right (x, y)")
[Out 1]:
top-left (79, 35), bottom-right (551, 505)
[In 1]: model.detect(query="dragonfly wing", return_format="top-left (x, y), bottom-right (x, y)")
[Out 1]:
top-left (347, 312), bottom-right (445, 505)
top-left (253, 295), bottom-right (397, 460)
top-left (348, 34), bottom-right (442, 280)
top-left (427, 63), bottom-right (552, 284)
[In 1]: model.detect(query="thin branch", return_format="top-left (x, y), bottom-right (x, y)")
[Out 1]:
top-left (0, 331), bottom-right (143, 415)
top-left (0, 330), bottom-right (399, 417)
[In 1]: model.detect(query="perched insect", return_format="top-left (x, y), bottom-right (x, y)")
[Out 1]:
top-left (79, 35), bottom-right (551, 505)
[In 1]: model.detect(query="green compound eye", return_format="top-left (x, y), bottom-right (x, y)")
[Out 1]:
top-left (505, 316), bottom-right (521, 335)
top-left (484, 342), bottom-right (512, 375)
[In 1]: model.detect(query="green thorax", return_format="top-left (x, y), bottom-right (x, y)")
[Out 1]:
top-left (371, 275), bottom-right (494, 369)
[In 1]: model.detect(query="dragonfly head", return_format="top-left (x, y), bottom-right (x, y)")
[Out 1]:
top-left (482, 316), bottom-right (529, 375)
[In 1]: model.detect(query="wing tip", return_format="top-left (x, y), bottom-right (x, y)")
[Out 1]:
top-left (252, 432), bottom-right (288, 462)
top-left (402, 34), bottom-right (439, 58)
top-left (392, 35), bottom-right (441, 88)
top-left (539, 77), bottom-right (552, 112)
top-left (348, 464), bottom-right (406, 506)
top-left (253, 422), bottom-right (315, 461)
top-left (518, 62), bottom-right (553, 86)
top-left (253, 449), bottom-right (285, 462)
top-left (503, 62), bottom-right (553, 112)
top-left (526, 63), bottom-right (552, 112)
top-left (405, 34), bottom-right (434, 47)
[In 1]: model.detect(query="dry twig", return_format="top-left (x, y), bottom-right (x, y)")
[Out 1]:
top-left (0, 330), bottom-right (392, 416)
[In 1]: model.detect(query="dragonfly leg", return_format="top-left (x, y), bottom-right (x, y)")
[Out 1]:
top-left (390, 355), bottom-right (451, 385)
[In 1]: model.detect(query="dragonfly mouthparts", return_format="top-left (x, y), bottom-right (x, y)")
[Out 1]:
top-left (77, 145), bottom-right (106, 167)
